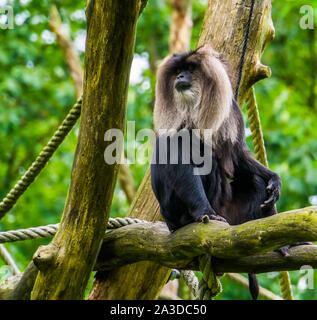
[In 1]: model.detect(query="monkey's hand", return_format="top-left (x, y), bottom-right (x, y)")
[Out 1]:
top-left (199, 213), bottom-right (228, 224)
top-left (261, 176), bottom-right (281, 210)
top-left (192, 205), bottom-right (228, 225)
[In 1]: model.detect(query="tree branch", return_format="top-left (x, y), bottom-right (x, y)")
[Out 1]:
top-left (95, 207), bottom-right (317, 273)
top-left (8, 261), bottom-right (38, 300)
top-left (2, 207), bottom-right (316, 299)
top-left (49, 6), bottom-right (84, 98)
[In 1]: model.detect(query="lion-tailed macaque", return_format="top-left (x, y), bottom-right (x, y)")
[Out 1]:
top-left (151, 45), bottom-right (282, 299)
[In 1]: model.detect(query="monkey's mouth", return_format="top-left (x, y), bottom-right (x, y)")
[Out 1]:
top-left (175, 81), bottom-right (191, 92)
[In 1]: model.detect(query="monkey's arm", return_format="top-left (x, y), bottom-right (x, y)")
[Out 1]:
top-left (167, 163), bottom-right (216, 220)
top-left (236, 147), bottom-right (281, 210)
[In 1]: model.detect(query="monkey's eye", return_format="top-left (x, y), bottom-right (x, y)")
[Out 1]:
top-left (187, 64), bottom-right (196, 72)
top-left (176, 68), bottom-right (182, 75)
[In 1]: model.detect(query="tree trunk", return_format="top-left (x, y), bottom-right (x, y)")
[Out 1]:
top-left (198, 0), bottom-right (274, 105)
top-left (31, 0), bottom-right (144, 300)
top-left (89, 0), bottom-right (275, 300)
top-left (89, 170), bottom-right (171, 300)
top-left (50, 5), bottom-right (136, 205)
top-left (169, 0), bottom-right (192, 53)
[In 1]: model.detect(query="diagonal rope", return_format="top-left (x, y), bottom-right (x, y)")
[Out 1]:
top-left (0, 96), bottom-right (83, 219)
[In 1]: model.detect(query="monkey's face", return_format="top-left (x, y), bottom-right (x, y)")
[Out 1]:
top-left (154, 45), bottom-right (234, 136)
top-left (168, 52), bottom-right (204, 109)
top-left (174, 62), bottom-right (194, 92)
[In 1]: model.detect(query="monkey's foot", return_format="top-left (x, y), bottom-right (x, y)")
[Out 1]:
top-left (275, 242), bottom-right (313, 257)
top-left (261, 178), bottom-right (281, 210)
top-left (199, 214), bottom-right (228, 224)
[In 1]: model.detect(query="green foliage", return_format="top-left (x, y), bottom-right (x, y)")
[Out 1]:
top-left (0, 0), bottom-right (316, 299)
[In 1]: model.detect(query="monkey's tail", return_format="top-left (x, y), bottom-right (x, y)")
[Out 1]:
top-left (248, 273), bottom-right (259, 300)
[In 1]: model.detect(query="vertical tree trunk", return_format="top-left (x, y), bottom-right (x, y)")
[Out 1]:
top-left (31, 0), bottom-right (144, 300)
top-left (169, 0), bottom-right (192, 53)
top-left (89, 170), bottom-right (171, 300)
top-left (198, 0), bottom-right (274, 105)
top-left (89, 0), bottom-right (275, 300)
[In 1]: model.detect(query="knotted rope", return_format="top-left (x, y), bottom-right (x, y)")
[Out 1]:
top-left (197, 254), bottom-right (222, 300)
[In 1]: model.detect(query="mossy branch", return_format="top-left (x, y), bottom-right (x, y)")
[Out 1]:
top-left (95, 206), bottom-right (317, 272)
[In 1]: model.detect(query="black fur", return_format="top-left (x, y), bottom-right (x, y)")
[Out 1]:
top-left (151, 100), bottom-right (281, 299)
top-left (151, 100), bottom-right (281, 230)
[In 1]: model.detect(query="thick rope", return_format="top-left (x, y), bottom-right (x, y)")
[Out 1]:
top-left (246, 90), bottom-right (293, 300)
top-left (0, 96), bottom-right (83, 219)
top-left (0, 217), bottom-right (145, 243)
top-left (246, 89), bottom-right (268, 166)
top-left (198, 254), bottom-right (222, 300)
top-left (279, 270), bottom-right (293, 300)
top-left (180, 270), bottom-right (199, 298)
top-left (234, 0), bottom-right (293, 301)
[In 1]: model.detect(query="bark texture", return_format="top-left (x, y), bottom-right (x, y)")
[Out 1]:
top-left (95, 207), bottom-right (317, 272)
top-left (89, 170), bottom-right (171, 300)
top-left (198, 0), bottom-right (274, 104)
top-left (169, 0), bottom-right (192, 53)
top-left (31, 0), bottom-right (143, 300)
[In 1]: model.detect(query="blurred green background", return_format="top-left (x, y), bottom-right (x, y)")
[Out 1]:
top-left (0, 0), bottom-right (316, 299)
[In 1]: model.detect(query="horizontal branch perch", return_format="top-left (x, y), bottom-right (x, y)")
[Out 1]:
top-left (1, 207), bottom-right (317, 299)
top-left (96, 206), bottom-right (317, 273)
top-left (213, 245), bottom-right (317, 274)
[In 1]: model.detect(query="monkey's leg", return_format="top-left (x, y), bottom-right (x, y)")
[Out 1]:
top-left (153, 136), bottom-right (226, 224)
top-left (165, 163), bottom-right (227, 223)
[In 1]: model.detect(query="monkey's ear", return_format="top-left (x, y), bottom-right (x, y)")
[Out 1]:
top-left (196, 45), bottom-right (204, 51)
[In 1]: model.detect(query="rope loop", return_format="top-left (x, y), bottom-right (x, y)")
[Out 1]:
top-left (198, 254), bottom-right (222, 300)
